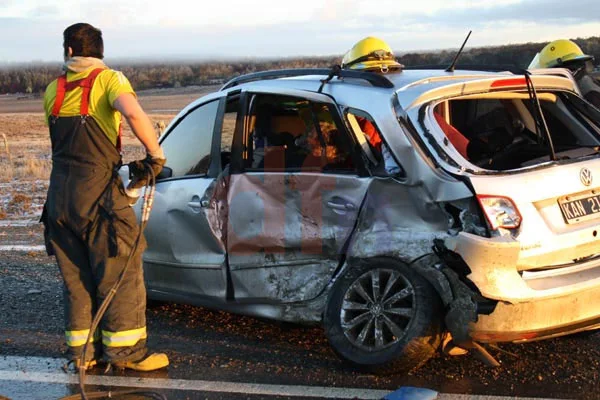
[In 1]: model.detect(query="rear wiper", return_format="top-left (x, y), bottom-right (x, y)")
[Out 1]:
top-left (524, 71), bottom-right (557, 161)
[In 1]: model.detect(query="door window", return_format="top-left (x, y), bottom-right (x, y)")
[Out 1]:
top-left (244, 95), bottom-right (356, 173)
top-left (161, 100), bottom-right (219, 177)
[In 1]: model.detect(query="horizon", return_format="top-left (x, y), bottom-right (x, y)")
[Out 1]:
top-left (2, 0), bottom-right (600, 63)
top-left (1, 35), bottom-right (598, 69)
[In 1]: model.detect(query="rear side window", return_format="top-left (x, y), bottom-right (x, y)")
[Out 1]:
top-left (345, 110), bottom-right (404, 176)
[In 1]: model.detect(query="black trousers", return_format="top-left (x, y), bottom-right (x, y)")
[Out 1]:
top-left (47, 178), bottom-right (148, 363)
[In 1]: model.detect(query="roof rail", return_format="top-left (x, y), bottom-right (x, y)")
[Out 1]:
top-left (403, 64), bottom-right (524, 74)
top-left (220, 68), bottom-right (394, 91)
top-left (526, 67), bottom-right (580, 94)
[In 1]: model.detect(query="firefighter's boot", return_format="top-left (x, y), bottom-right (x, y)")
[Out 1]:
top-left (75, 359), bottom-right (98, 370)
top-left (114, 353), bottom-right (169, 372)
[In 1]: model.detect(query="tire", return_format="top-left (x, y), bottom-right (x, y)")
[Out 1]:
top-left (324, 259), bottom-right (443, 375)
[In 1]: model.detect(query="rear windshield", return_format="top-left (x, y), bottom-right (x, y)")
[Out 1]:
top-left (434, 91), bottom-right (600, 171)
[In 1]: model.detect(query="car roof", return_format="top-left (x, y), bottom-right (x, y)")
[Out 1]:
top-left (171, 67), bottom-right (579, 124)
top-left (221, 67), bottom-right (507, 91)
top-left (220, 67), bottom-right (578, 101)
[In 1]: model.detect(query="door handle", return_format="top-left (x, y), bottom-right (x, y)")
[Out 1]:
top-left (188, 196), bottom-right (209, 212)
top-left (327, 201), bottom-right (356, 211)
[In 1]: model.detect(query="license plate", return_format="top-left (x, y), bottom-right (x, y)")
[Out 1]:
top-left (558, 189), bottom-right (600, 224)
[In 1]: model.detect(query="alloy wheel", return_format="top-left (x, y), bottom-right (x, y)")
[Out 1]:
top-left (340, 268), bottom-right (415, 351)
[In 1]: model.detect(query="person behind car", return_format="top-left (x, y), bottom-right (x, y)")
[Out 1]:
top-left (353, 115), bottom-right (401, 175)
top-left (356, 116), bottom-right (382, 151)
top-left (529, 39), bottom-right (600, 108)
top-left (341, 37), bottom-right (403, 175)
top-left (341, 36), bottom-right (404, 72)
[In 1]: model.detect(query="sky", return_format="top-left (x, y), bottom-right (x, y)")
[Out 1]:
top-left (1, 0), bottom-right (599, 63)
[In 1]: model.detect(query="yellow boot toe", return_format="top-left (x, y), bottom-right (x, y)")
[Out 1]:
top-left (114, 353), bottom-right (169, 372)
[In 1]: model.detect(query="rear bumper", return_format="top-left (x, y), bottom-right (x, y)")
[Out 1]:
top-left (445, 232), bottom-right (600, 302)
top-left (444, 232), bottom-right (600, 342)
top-left (470, 285), bottom-right (600, 342)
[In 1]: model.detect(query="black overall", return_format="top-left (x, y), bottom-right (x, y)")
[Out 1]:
top-left (42, 68), bottom-right (147, 363)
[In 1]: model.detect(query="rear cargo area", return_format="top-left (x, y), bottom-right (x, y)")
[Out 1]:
top-left (440, 91), bottom-right (600, 171)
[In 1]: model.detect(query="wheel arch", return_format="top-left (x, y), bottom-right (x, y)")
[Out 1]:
top-left (332, 254), bottom-right (454, 307)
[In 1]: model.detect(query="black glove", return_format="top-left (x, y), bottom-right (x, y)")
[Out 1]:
top-left (128, 154), bottom-right (166, 189)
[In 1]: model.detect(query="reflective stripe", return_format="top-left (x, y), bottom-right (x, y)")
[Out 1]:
top-left (102, 327), bottom-right (147, 347)
top-left (65, 329), bottom-right (99, 347)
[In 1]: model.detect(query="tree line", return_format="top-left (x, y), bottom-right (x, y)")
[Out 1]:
top-left (2, 36), bottom-right (599, 95)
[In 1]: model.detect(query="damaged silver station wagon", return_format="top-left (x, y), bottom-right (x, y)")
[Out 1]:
top-left (122, 64), bottom-right (600, 374)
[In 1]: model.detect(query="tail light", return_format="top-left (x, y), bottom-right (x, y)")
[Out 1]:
top-left (477, 195), bottom-right (522, 230)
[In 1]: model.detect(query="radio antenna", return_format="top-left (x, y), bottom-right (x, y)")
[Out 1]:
top-left (446, 30), bottom-right (472, 72)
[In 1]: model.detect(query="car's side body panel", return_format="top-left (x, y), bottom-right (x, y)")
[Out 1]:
top-left (347, 178), bottom-right (452, 261)
top-left (227, 172), bottom-right (371, 302)
top-left (143, 177), bottom-right (227, 298)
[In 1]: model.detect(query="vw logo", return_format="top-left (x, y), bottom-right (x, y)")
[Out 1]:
top-left (580, 168), bottom-right (593, 186)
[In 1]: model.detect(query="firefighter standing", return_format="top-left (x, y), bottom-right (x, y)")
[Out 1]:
top-left (42, 23), bottom-right (168, 371)
top-left (529, 39), bottom-right (600, 108)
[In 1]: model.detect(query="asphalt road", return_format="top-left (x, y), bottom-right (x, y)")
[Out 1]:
top-left (1, 227), bottom-right (600, 399)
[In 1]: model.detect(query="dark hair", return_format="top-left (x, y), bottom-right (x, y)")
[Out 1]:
top-left (63, 23), bottom-right (104, 59)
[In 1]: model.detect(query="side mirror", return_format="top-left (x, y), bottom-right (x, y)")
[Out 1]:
top-left (157, 166), bottom-right (173, 180)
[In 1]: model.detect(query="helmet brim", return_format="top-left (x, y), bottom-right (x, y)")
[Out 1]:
top-left (347, 59), bottom-right (404, 72)
top-left (551, 54), bottom-right (594, 68)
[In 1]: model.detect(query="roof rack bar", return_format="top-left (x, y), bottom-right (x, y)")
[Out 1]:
top-left (220, 68), bottom-right (394, 91)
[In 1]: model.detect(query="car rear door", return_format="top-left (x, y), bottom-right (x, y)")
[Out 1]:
top-left (225, 88), bottom-right (371, 303)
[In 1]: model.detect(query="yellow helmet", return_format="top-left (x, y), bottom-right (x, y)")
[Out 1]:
top-left (528, 39), bottom-right (594, 69)
top-left (341, 37), bottom-right (403, 72)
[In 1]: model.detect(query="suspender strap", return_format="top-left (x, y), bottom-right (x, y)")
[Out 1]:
top-left (50, 68), bottom-right (106, 117)
top-left (76, 68), bottom-right (105, 115)
top-left (116, 122), bottom-right (123, 152)
top-left (51, 75), bottom-right (68, 117)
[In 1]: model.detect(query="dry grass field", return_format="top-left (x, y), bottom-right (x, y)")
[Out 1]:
top-left (0, 86), bottom-right (216, 220)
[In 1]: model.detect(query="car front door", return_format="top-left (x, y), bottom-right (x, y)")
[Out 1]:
top-left (226, 89), bottom-right (372, 303)
top-left (141, 95), bottom-right (229, 299)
